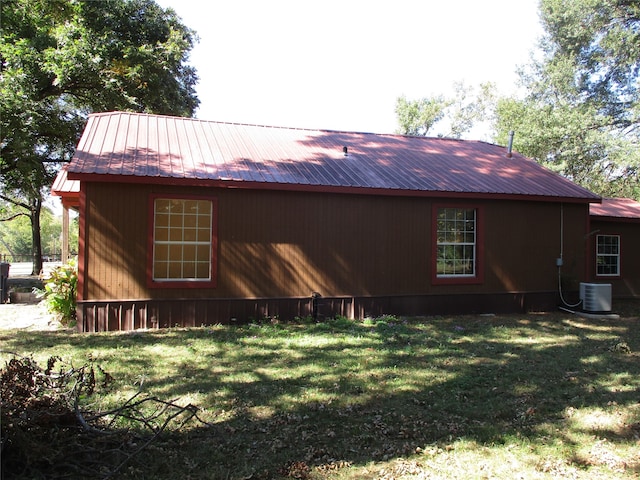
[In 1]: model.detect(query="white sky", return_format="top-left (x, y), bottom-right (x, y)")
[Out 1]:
top-left (157, 0), bottom-right (543, 139)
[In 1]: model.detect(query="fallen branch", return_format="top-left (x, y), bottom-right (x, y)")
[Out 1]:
top-left (100, 398), bottom-right (205, 479)
top-left (1, 355), bottom-right (213, 479)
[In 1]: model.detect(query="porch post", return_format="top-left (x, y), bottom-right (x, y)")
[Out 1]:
top-left (61, 201), bottom-right (70, 263)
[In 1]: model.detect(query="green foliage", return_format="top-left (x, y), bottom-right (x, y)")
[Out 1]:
top-left (39, 260), bottom-right (77, 326)
top-left (395, 94), bottom-right (448, 136)
top-left (0, 203), bottom-right (32, 257)
top-left (1, 0), bottom-right (200, 273)
top-left (396, 82), bottom-right (496, 139)
top-left (0, 200), bottom-right (76, 260)
top-left (539, 0), bottom-right (639, 117)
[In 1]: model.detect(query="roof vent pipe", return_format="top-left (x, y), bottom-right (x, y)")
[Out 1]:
top-left (343, 146), bottom-right (348, 156)
top-left (506, 131), bottom-right (515, 158)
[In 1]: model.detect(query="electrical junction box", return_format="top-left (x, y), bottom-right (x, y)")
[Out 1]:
top-left (579, 283), bottom-right (612, 312)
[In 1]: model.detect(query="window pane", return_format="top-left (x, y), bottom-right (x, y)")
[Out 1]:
top-left (596, 235), bottom-right (620, 276)
top-left (169, 228), bottom-right (183, 242)
top-left (184, 214), bottom-right (197, 228)
top-left (155, 226), bottom-right (169, 242)
top-left (170, 214), bottom-right (183, 228)
top-left (465, 220), bottom-right (475, 232)
top-left (155, 199), bottom-right (171, 213)
top-left (154, 260), bottom-right (168, 279)
top-left (436, 207), bottom-right (476, 277)
top-left (201, 200), bottom-right (210, 212)
top-left (183, 262), bottom-right (196, 278)
top-left (168, 261), bottom-right (182, 278)
top-left (153, 198), bottom-right (214, 281)
top-left (184, 200), bottom-right (199, 213)
top-left (155, 244), bottom-right (169, 260)
top-left (197, 244), bottom-right (211, 261)
top-left (196, 262), bottom-right (210, 279)
top-left (169, 200), bottom-right (183, 214)
top-left (184, 228), bottom-right (197, 242)
top-left (155, 213), bottom-right (169, 227)
top-left (183, 244), bottom-right (196, 259)
top-left (197, 228), bottom-right (211, 242)
top-left (169, 244), bottom-right (182, 259)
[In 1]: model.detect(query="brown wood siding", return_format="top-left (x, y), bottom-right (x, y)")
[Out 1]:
top-left (482, 201), bottom-right (587, 295)
top-left (589, 220), bottom-right (640, 298)
top-left (77, 291), bottom-right (563, 331)
top-left (83, 183), bottom-right (149, 300)
top-left (81, 183), bottom-right (590, 318)
top-left (83, 183), bottom-right (435, 300)
top-left (217, 189), bottom-right (431, 298)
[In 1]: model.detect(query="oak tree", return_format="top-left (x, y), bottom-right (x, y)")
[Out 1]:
top-left (494, 0), bottom-right (639, 198)
top-left (0, 0), bottom-right (199, 274)
top-left (395, 82), bottom-right (496, 139)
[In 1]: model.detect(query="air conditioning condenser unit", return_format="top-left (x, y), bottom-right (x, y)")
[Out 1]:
top-left (579, 283), bottom-right (612, 313)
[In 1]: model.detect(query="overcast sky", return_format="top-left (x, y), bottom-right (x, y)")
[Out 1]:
top-left (157, 0), bottom-right (543, 138)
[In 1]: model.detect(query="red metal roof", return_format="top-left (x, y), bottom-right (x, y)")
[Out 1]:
top-left (51, 164), bottom-right (80, 195)
top-left (62, 111), bottom-right (601, 202)
top-left (590, 197), bottom-right (640, 221)
top-left (51, 164), bottom-right (80, 208)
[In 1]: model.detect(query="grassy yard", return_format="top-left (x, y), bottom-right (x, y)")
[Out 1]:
top-left (1, 305), bottom-right (639, 479)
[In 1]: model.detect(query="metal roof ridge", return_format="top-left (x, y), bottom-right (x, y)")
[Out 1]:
top-left (89, 111), bottom-right (507, 143)
top-left (89, 111), bottom-right (376, 135)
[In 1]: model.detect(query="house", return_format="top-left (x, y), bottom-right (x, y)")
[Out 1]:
top-left (53, 111), bottom-right (608, 332)
top-left (588, 197), bottom-right (640, 298)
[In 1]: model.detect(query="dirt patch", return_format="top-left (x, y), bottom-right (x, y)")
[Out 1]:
top-left (1, 274), bottom-right (61, 331)
top-left (0, 301), bottom-right (62, 331)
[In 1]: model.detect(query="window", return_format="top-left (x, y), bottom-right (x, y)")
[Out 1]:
top-left (150, 196), bottom-right (216, 286)
top-left (596, 235), bottom-right (620, 276)
top-left (435, 207), bottom-right (477, 278)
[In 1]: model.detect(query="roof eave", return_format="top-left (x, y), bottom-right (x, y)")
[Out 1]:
top-left (66, 172), bottom-right (601, 204)
top-left (590, 215), bottom-right (640, 223)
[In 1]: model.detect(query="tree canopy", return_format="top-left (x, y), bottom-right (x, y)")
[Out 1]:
top-left (494, 0), bottom-right (639, 198)
top-left (395, 82), bottom-right (496, 139)
top-left (395, 95), bottom-right (448, 137)
top-left (0, 0), bottom-right (200, 273)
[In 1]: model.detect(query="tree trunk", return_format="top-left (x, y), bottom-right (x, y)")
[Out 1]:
top-left (30, 196), bottom-right (43, 276)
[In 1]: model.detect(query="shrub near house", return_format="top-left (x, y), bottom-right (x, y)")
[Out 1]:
top-left (38, 261), bottom-right (77, 326)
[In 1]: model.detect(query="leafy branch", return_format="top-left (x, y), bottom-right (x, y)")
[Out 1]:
top-left (0, 211), bottom-right (29, 222)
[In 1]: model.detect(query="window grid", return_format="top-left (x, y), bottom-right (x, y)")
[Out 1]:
top-left (436, 208), bottom-right (476, 277)
top-left (153, 199), bottom-right (212, 281)
top-left (596, 235), bottom-right (620, 276)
